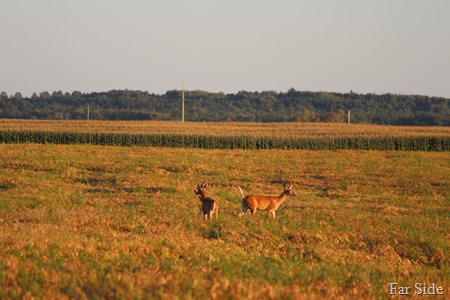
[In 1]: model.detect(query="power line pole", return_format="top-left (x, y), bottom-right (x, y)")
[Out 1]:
top-left (87, 105), bottom-right (90, 121)
top-left (181, 83), bottom-right (185, 122)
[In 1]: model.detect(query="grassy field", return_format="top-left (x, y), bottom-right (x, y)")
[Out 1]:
top-left (0, 144), bottom-right (448, 299)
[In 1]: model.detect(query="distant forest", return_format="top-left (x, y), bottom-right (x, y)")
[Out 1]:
top-left (1, 89), bottom-right (449, 125)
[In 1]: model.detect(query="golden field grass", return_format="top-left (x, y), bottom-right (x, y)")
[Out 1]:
top-left (1, 119), bottom-right (450, 138)
top-left (0, 144), bottom-right (449, 299)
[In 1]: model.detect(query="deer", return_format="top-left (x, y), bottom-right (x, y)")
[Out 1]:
top-left (194, 183), bottom-right (219, 220)
top-left (238, 184), bottom-right (293, 218)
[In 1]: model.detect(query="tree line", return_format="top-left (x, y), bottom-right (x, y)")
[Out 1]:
top-left (1, 89), bottom-right (449, 125)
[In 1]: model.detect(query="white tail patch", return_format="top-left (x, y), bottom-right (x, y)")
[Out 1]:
top-left (238, 186), bottom-right (250, 216)
top-left (238, 186), bottom-right (245, 198)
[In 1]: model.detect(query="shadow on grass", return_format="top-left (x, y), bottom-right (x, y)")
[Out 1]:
top-left (202, 221), bottom-right (223, 240)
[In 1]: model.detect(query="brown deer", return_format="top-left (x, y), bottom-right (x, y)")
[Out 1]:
top-left (238, 184), bottom-right (293, 218)
top-left (194, 183), bottom-right (219, 220)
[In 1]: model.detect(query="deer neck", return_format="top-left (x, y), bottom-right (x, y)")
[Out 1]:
top-left (198, 190), bottom-right (208, 202)
top-left (274, 192), bottom-right (288, 205)
top-left (196, 194), bottom-right (204, 203)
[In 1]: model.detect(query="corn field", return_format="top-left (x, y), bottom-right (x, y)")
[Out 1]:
top-left (1, 120), bottom-right (449, 138)
top-left (1, 130), bottom-right (449, 151)
top-left (0, 120), bottom-right (449, 150)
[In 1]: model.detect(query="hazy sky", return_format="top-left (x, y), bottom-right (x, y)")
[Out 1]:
top-left (1, 0), bottom-right (450, 98)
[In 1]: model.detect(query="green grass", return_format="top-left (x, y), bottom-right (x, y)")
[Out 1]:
top-left (0, 144), bottom-right (449, 299)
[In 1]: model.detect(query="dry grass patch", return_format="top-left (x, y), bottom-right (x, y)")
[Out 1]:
top-left (0, 144), bottom-right (449, 299)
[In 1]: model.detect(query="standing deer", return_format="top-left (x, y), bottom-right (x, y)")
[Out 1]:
top-left (194, 183), bottom-right (219, 220)
top-left (238, 184), bottom-right (293, 218)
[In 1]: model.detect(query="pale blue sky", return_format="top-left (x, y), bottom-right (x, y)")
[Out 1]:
top-left (1, 0), bottom-right (450, 98)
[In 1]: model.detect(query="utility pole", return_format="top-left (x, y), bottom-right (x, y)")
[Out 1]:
top-left (87, 105), bottom-right (90, 121)
top-left (347, 110), bottom-right (351, 124)
top-left (181, 83), bottom-right (185, 122)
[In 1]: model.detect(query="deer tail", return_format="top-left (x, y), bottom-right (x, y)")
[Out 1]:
top-left (237, 186), bottom-right (245, 199)
top-left (238, 186), bottom-right (250, 214)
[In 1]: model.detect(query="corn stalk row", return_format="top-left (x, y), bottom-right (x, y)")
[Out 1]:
top-left (1, 131), bottom-right (449, 151)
